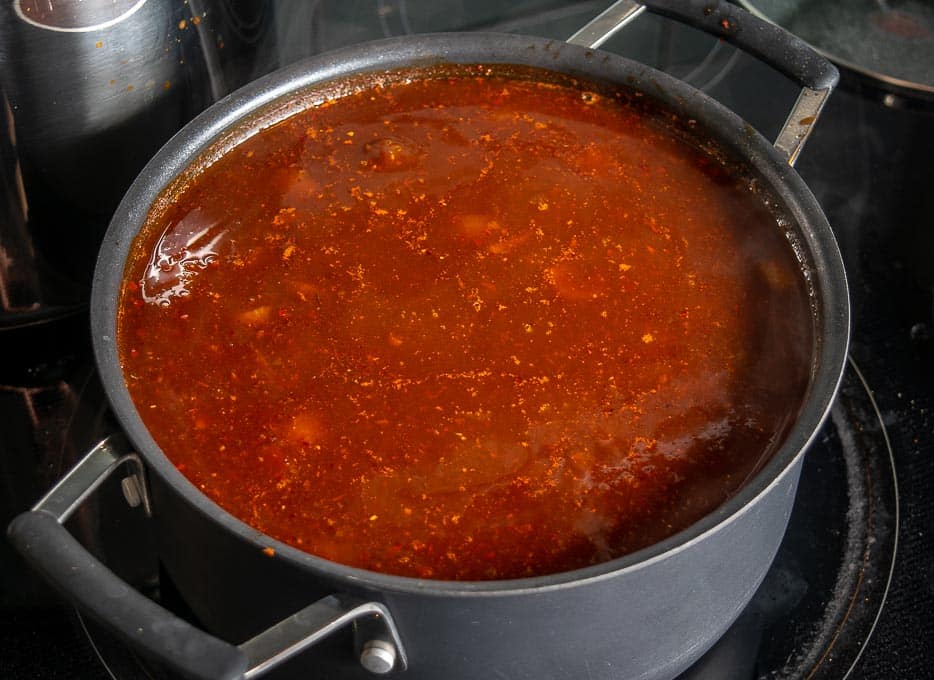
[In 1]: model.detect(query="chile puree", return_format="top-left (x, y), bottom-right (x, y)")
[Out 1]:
top-left (118, 65), bottom-right (814, 580)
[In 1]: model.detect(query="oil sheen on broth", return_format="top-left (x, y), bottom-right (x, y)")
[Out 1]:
top-left (117, 65), bottom-right (814, 580)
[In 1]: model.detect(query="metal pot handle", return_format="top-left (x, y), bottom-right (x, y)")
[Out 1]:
top-left (7, 435), bottom-right (408, 679)
top-left (568, 0), bottom-right (840, 165)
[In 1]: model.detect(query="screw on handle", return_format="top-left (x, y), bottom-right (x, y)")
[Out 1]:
top-left (240, 595), bottom-right (408, 678)
top-left (360, 640), bottom-right (399, 675)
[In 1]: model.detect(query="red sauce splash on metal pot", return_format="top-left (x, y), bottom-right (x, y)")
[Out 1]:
top-left (117, 65), bottom-right (814, 580)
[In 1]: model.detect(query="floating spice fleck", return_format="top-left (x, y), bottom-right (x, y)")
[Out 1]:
top-left (118, 64), bottom-right (814, 581)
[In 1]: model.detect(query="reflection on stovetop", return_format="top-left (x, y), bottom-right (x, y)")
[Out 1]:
top-left (684, 360), bottom-right (898, 680)
top-left (797, 81), bottom-right (934, 678)
top-left (1, 1), bottom-right (932, 678)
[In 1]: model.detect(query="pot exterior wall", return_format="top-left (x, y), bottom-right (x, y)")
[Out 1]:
top-left (151, 455), bottom-right (803, 680)
top-left (86, 32), bottom-right (846, 680)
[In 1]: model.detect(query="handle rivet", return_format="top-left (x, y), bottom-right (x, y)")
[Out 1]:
top-left (360, 639), bottom-right (396, 674)
top-left (121, 475), bottom-right (143, 508)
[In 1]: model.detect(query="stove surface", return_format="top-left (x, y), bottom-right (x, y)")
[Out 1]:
top-left (1, 2), bottom-right (931, 678)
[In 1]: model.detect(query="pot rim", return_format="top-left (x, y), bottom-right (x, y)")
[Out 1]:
top-left (91, 31), bottom-right (850, 597)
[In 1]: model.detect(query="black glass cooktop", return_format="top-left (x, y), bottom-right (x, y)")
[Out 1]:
top-left (1, 2), bottom-right (931, 678)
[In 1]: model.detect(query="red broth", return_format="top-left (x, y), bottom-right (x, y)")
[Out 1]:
top-left (117, 65), bottom-right (814, 580)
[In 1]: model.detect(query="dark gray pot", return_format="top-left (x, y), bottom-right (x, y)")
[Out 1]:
top-left (9, 4), bottom-right (849, 680)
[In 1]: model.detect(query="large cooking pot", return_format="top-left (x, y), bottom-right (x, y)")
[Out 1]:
top-left (8, 2), bottom-right (849, 679)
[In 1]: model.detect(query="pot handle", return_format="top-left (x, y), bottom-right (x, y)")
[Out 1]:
top-left (7, 435), bottom-right (408, 679)
top-left (567, 0), bottom-right (840, 165)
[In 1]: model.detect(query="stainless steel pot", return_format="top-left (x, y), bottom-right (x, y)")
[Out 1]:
top-left (0, 0), bottom-right (276, 311)
top-left (8, 2), bottom-right (849, 679)
top-left (739, 0), bottom-right (934, 110)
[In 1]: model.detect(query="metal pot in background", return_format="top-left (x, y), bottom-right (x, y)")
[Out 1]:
top-left (738, 0), bottom-right (934, 335)
top-left (739, 0), bottom-right (934, 111)
top-left (0, 0), bottom-right (277, 318)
